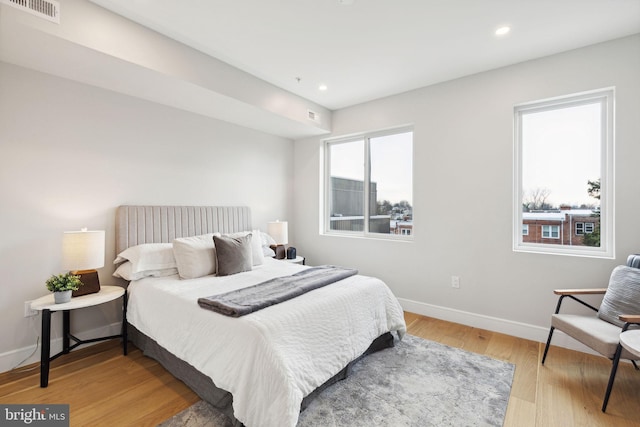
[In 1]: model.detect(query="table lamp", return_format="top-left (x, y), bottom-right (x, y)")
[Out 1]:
top-left (267, 220), bottom-right (288, 259)
top-left (62, 229), bottom-right (105, 297)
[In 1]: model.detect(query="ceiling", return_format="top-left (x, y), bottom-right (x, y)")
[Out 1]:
top-left (87, 0), bottom-right (640, 110)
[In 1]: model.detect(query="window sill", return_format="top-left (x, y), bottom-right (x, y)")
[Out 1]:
top-left (513, 243), bottom-right (614, 259)
top-left (321, 231), bottom-right (414, 243)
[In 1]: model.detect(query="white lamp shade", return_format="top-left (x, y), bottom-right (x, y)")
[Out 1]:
top-left (62, 230), bottom-right (105, 271)
top-left (267, 221), bottom-right (288, 245)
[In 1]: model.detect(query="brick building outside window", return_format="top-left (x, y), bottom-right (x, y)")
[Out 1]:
top-left (522, 207), bottom-right (599, 246)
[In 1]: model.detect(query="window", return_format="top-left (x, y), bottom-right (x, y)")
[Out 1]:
top-left (514, 88), bottom-right (614, 258)
top-left (542, 225), bottom-right (560, 239)
top-left (522, 224), bottom-right (529, 236)
top-left (325, 127), bottom-right (413, 238)
top-left (575, 222), bottom-right (595, 235)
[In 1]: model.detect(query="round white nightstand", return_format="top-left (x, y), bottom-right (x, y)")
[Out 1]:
top-left (30, 285), bottom-right (127, 387)
top-left (620, 330), bottom-right (640, 358)
top-left (283, 256), bottom-right (305, 265)
top-left (31, 285), bottom-right (125, 312)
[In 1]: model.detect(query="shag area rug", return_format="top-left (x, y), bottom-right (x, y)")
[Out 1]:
top-left (158, 334), bottom-right (514, 427)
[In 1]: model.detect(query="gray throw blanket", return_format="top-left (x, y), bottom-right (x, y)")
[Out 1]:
top-left (198, 265), bottom-right (358, 317)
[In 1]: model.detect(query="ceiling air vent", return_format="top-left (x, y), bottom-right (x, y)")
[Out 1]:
top-left (307, 110), bottom-right (321, 123)
top-left (1, 0), bottom-right (60, 23)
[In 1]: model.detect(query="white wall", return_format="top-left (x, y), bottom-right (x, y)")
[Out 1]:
top-left (0, 62), bottom-right (293, 371)
top-left (293, 35), bottom-right (640, 345)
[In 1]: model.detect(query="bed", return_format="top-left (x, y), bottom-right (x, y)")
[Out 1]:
top-left (115, 205), bottom-right (406, 427)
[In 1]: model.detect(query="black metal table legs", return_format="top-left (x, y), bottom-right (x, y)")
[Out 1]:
top-left (40, 309), bottom-right (51, 387)
top-left (38, 293), bottom-right (128, 388)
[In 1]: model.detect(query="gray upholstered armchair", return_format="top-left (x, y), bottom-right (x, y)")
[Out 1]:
top-left (541, 255), bottom-right (640, 412)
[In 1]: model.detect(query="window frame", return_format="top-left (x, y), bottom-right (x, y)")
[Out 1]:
top-left (323, 126), bottom-right (414, 240)
top-left (541, 225), bottom-right (560, 239)
top-left (513, 88), bottom-right (615, 258)
top-left (585, 223), bottom-right (595, 234)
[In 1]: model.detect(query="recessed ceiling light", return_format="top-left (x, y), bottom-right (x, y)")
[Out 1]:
top-left (495, 26), bottom-right (511, 36)
top-left (318, 84), bottom-right (328, 91)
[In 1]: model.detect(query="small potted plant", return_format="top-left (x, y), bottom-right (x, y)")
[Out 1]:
top-left (46, 273), bottom-right (83, 304)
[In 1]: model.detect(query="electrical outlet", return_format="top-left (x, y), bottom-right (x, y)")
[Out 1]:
top-left (451, 276), bottom-right (460, 289)
top-left (24, 301), bottom-right (38, 317)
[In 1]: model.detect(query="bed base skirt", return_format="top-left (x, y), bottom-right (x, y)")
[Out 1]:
top-left (128, 324), bottom-right (394, 426)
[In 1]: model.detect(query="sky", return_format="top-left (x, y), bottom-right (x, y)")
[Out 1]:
top-left (521, 102), bottom-right (601, 208)
top-left (329, 131), bottom-right (413, 204)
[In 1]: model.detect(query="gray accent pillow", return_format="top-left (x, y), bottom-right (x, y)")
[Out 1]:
top-left (598, 265), bottom-right (640, 327)
top-left (213, 234), bottom-right (253, 276)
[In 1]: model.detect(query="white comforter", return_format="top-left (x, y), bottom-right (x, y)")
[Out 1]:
top-left (127, 258), bottom-right (406, 427)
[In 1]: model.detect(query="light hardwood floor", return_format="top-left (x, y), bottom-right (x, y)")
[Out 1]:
top-left (1, 312), bottom-right (639, 426)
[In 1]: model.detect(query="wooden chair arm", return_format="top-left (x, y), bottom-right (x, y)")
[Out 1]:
top-left (553, 288), bottom-right (607, 296)
top-left (619, 314), bottom-right (640, 323)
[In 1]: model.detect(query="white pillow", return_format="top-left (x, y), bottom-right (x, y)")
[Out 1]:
top-left (113, 243), bottom-right (177, 275)
top-left (260, 230), bottom-right (276, 247)
top-left (225, 230), bottom-right (264, 266)
top-left (173, 233), bottom-right (221, 279)
top-left (262, 245), bottom-right (276, 257)
top-left (259, 230), bottom-right (276, 258)
top-left (112, 261), bottom-right (178, 281)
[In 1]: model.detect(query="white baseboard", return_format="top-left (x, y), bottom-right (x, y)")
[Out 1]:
top-left (398, 297), bottom-right (600, 356)
top-left (0, 322), bottom-right (123, 375)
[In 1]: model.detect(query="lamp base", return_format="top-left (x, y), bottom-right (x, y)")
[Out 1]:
top-left (71, 269), bottom-right (101, 297)
top-left (270, 244), bottom-right (286, 259)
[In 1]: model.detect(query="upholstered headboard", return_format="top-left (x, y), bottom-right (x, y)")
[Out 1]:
top-left (116, 205), bottom-right (252, 254)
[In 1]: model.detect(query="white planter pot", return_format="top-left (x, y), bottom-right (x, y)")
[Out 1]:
top-left (54, 290), bottom-right (72, 304)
